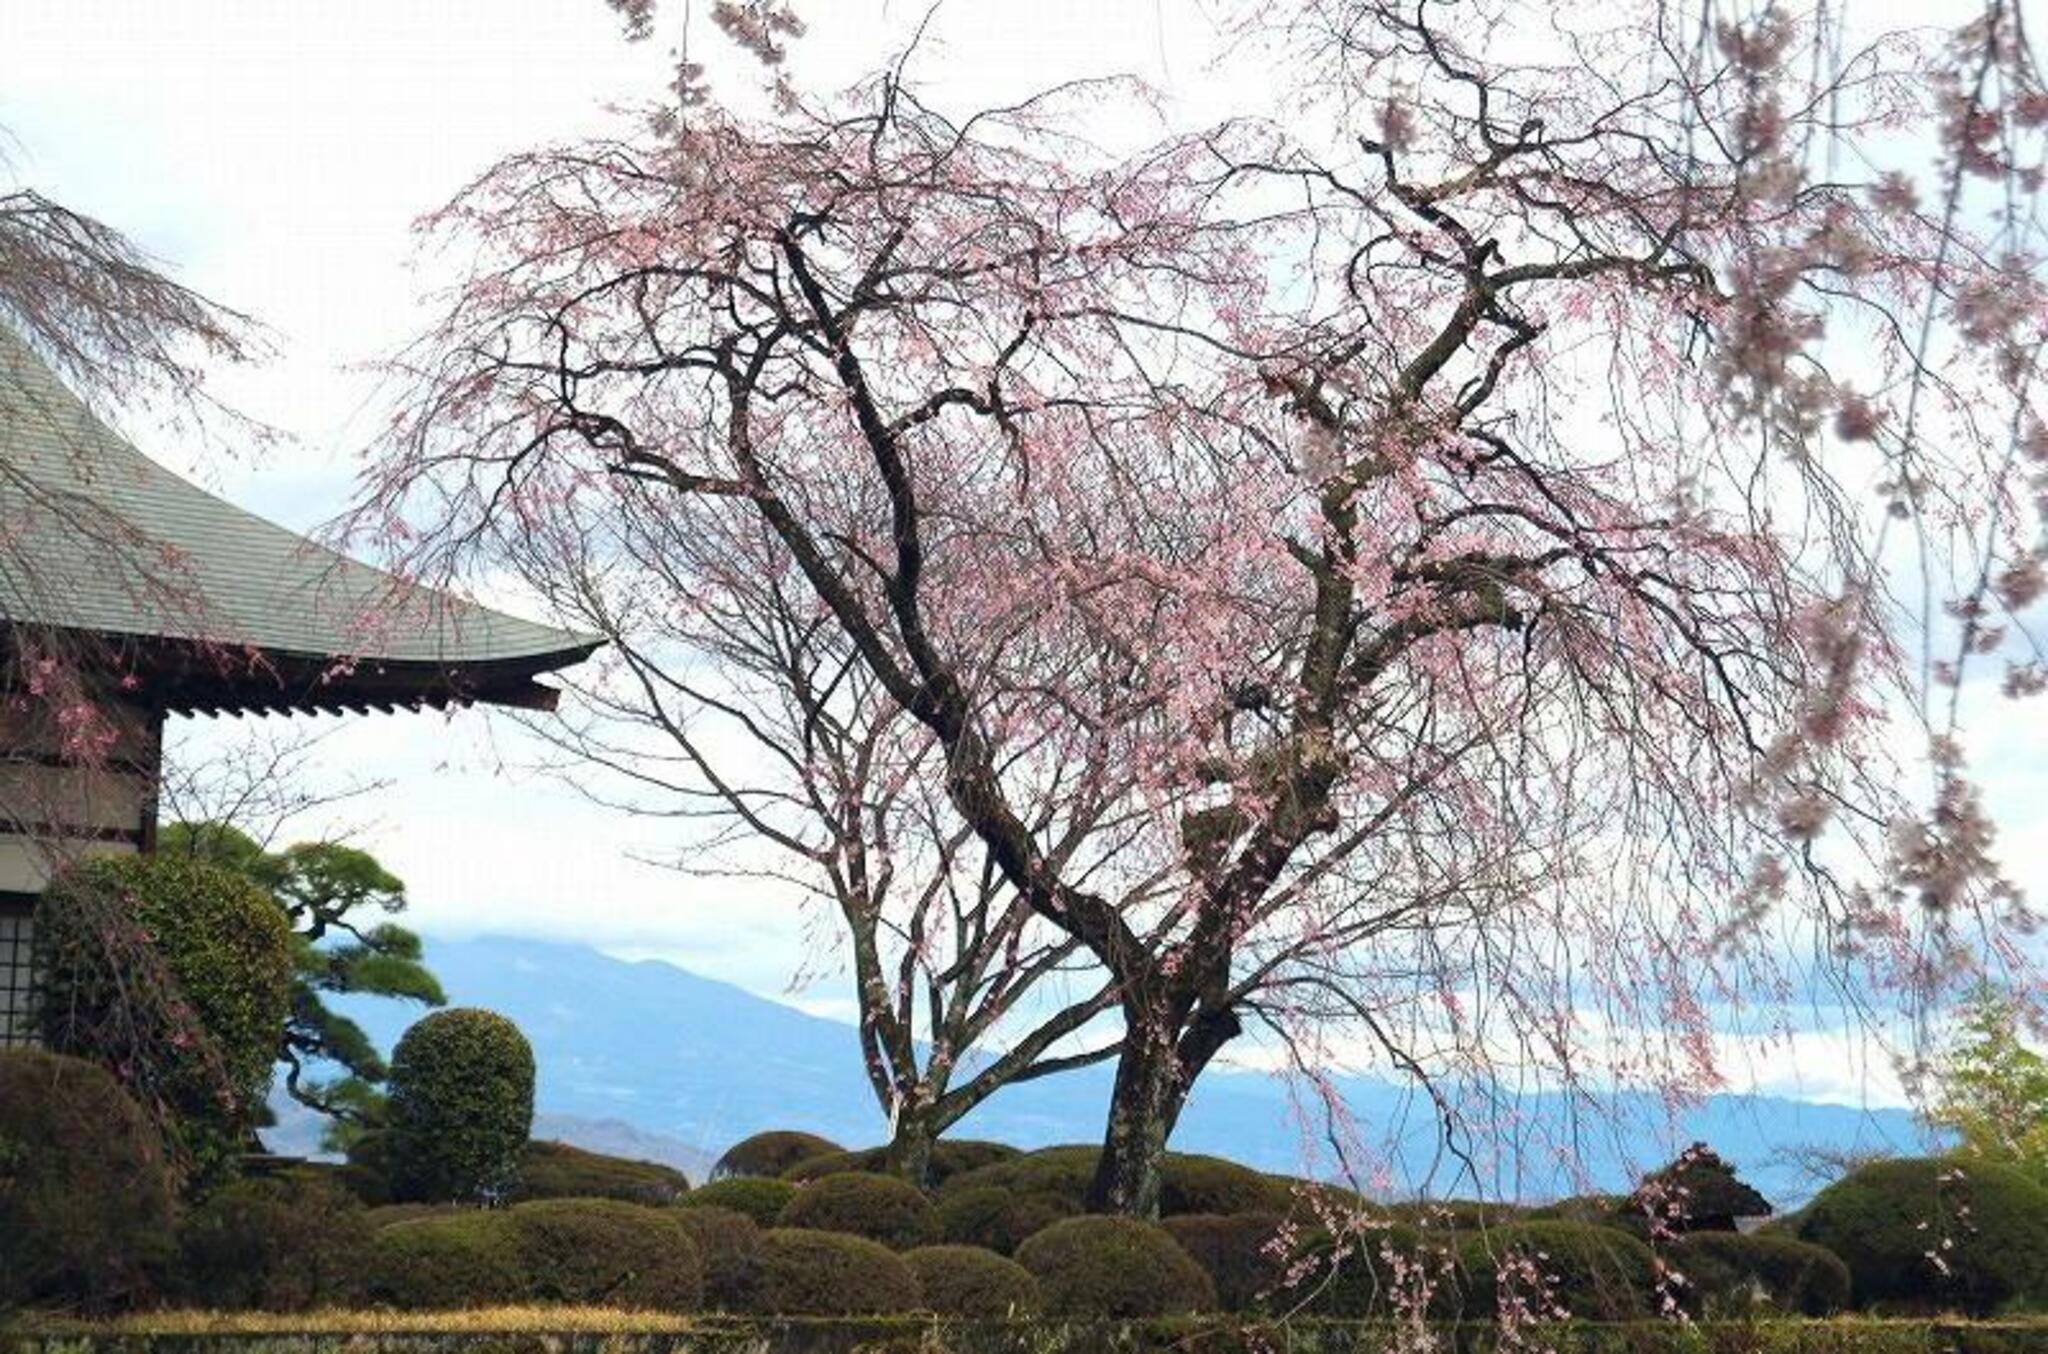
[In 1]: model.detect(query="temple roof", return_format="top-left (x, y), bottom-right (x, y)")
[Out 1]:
top-left (0, 325), bottom-right (598, 715)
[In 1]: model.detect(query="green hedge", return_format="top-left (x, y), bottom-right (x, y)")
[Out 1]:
top-left (670, 1205), bottom-right (762, 1312)
top-left (935, 1185), bottom-right (1077, 1256)
top-left (746, 1229), bottom-right (919, 1316)
top-left (34, 854), bottom-right (292, 1182)
top-left (778, 1172), bottom-right (939, 1249)
top-left (783, 1140), bottom-right (1019, 1187)
top-left (1455, 1221), bottom-right (1659, 1322)
top-left (361, 1213), bottom-right (529, 1310)
top-left (173, 1174), bottom-right (372, 1311)
top-left (1671, 1231), bottom-right (1851, 1317)
top-left (1161, 1213), bottom-right (1287, 1313)
top-left (680, 1177), bottom-right (798, 1227)
top-left (903, 1245), bottom-right (1041, 1317)
top-left (1014, 1216), bottom-right (1217, 1317)
top-left (1795, 1157), bottom-right (2048, 1315)
top-left (385, 1009), bottom-right (535, 1204)
top-left (712, 1131), bottom-right (842, 1180)
top-left (508, 1141), bottom-right (691, 1205)
top-left (0, 1049), bottom-right (175, 1312)
top-left (504, 1199), bottom-right (702, 1309)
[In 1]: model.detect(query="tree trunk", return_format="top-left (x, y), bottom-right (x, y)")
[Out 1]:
top-left (885, 1100), bottom-right (938, 1189)
top-left (1086, 1019), bottom-right (1182, 1217)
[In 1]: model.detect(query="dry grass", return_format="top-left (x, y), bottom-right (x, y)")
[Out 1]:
top-left (33, 1308), bottom-right (757, 1336)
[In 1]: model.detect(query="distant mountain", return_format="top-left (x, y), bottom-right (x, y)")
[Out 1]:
top-left (290, 935), bottom-right (1931, 1206)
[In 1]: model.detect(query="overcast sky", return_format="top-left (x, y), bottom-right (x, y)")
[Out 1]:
top-left (2, 1), bottom-right (2037, 1108)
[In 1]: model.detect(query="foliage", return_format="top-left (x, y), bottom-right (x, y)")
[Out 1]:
top-left (777, 1171), bottom-right (939, 1249)
top-left (503, 1199), bottom-right (702, 1310)
top-left (712, 1131), bottom-right (840, 1180)
top-left (361, 1213), bottom-right (529, 1310)
top-left (1794, 1157), bottom-right (2048, 1315)
top-left (161, 821), bottom-right (445, 1147)
top-left (1632, 1144), bottom-right (1774, 1232)
top-left (1930, 987), bottom-right (2048, 1184)
top-left (934, 1185), bottom-right (1078, 1256)
top-left (668, 1205), bottom-right (762, 1311)
top-left (747, 1229), bottom-right (919, 1316)
top-left (1289, 1222), bottom-right (1450, 1319)
top-left (507, 1141), bottom-right (690, 1205)
top-left (783, 1140), bottom-right (1018, 1187)
top-left (1013, 1216), bottom-right (1217, 1317)
top-left (1160, 1156), bottom-right (1292, 1218)
top-left (384, 1008), bottom-right (534, 1204)
top-left (1672, 1231), bottom-right (1851, 1317)
top-left (942, 1146), bottom-right (1106, 1211)
top-left (1161, 1213), bottom-right (1288, 1313)
top-left (679, 1177), bottom-right (798, 1227)
top-left (0, 1049), bottom-right (174, 1312)
top-left (34, 852), bottom-right (292, 1181)
top-left (172, 1173), bottom-right (371, 1312)
top-left (363, 1203), bottom-right (459, 1229)
top-left (902, 1245), bottom-right (1040, 1317)
top-left (1454, 1222), bottom-right (1659, 1322)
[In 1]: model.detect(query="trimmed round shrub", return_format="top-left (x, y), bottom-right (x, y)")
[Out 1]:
top-left (1161, 1154), bottom-right (1291, 1217)
top-left (362, 1212), bottom-right (530, 1309)
top-left (0, 1049), bottom-right (175, 1311)
top-left (785, 1139), bottom-right (1020, 1188)
top-left (1794, 1156), bottom-right (2048, 1315)
top-left (671, 1204), bottom-right (762, 1311)
top-left (749, 1228), bottom-right (920, 1315)
top-left (505, 1198), bottom-right (702, 1309)
top-left (1163, 1212), bottom-right (1288, 1312)
top-left (385, 1008), bottom-right (534, 1203)
top-left (680, 1175), bottom-right (798, 1227)
top-left (509, 1140), bottom-right (690, 1204)
top-left (713, 1129), bottom-right (841, 1180)
top-left (1672, 1231), bottom-right (1850, 1316)
top-left (942, 1144), bottom-right (1100, 1209)
top-left (935, 1185), bottom-right (1077, 1256)
top-left (1455, 1221), bottom-right (1657, 1322)
top-left (904, 1244), bottom-right (1041, 1317)
top-left (779, 1170), bottom-right (939, 1249)
top-left (1014, 1215), bottom-right (1217, 1317)
top-left (1290, 1222), bottom-right (1452, 1319)
top-left (34, 854), bottom-right (292, 1180)
top-left (1382, 1198), bottom-right (1532, 1231)
top-left (174, 1173), bottom-right (372, 1311)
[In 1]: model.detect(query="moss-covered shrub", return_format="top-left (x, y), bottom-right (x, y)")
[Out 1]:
top-left (34, 854), bottom-right (292, 1180)
top-left (680, 1175), bottom-right (798, 1227)
top-left (385, 1008), bottom-right (534, 1203)
top-left (1672, 1230), bottom-right (1851, 1316)
top-left (935, 1185), bottom-right (1077, 1255)
top-left (783, 1139), bottom-right (1019, 1188)
top-left (1455, 1221), bottom-right (1657, 1322)
top-left (712, 1130), bottom-right (841, 1180)
top-left (1162, 1213), bottom-right (1288, 1312)
top-left (362, 1212), bottom-right (530, 1309)
top-left (1014, 1215), bottom-right (1217, 1317)
top-left (1161, 1155), bottom-right (1292, 1217)
top-left (670, 1204), bottom-right (762, 1311)
top-left (1794, 1156), bottom-right (2048, 1315)
top-left (0, 1049), bottom-right (174, 1311)
top-left (904, 1244), bottom-right (1041, 1317)
top-left (173, 1173), bottom-right (371, 1311)
top-left (1381, 1197), bottom-right (1532, 1231)
top-left (748, 1228), bottom-right (920, 1315)
top-left (505, 1198), bottom-right (702, 1309)
top-left (509, 1140), bottom-right (690, 1204)
top-left (779, 1171), bottom-right (939, 1249)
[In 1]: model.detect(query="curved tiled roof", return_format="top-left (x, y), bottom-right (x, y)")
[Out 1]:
top-left (0, 324), bottom-right (597, 712)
